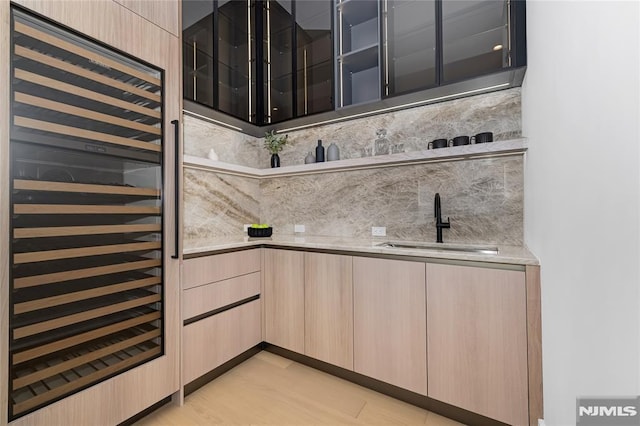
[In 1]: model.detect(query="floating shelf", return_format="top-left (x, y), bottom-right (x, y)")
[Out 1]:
top-left (183, 138), bottom-right (527, 178)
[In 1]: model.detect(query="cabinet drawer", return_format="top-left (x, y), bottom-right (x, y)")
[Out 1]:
top-left (183, 249), bottom-right (261, 289)
top-left (183, 299), bottom-right (261, 384)
top-left (183, 272), bottom-right (260, 321)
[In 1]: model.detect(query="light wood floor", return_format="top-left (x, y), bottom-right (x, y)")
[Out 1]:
top-left (136, 351), bottom-right (462, 425)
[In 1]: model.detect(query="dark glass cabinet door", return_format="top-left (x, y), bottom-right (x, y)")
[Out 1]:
top-left (181, 0), bottom-right (523, 127)
top-left (384, 0), bottom-right (436, 96)
top-left (296, 1), bottom-right (333, 116)
top-left (336, 0), bottom-right (380, 108)
top-left (218, 0), bottom-right (256, 122)
top-left (264, 0), bottom-right (294, 123)
top-left (183, 0), bottom-right (257, 123)
top-left (442, 0), bottom-right (510, 82)
top-left (182, 0), bottom-right (215, 108)
top-left (265, 0), bottom-right (334, 124)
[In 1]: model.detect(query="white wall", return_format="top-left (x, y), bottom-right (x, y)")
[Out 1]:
top-left (522, 1), bottom-right (640, 425)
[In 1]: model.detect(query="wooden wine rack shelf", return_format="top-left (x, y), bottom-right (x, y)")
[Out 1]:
top-left (13, 179), bottom-right (161, 196)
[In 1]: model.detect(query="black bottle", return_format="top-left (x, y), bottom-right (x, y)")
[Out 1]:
top-left (315, 140), bottom-right (325, 162)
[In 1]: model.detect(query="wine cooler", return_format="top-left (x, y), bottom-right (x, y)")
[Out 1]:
top-left (9, 8), bottom-right (165, 420)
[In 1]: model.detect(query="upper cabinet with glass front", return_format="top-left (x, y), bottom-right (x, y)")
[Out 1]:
top-left (183, 0), bottom-right (333, 126)
top-left (336, 0), bottom-right (380, 107)
top-left (335, 0), bottom-right (525, 107)
top-left (183, 0), bottom-right (256, 123)
top-left (182, 0), bottom-right (526, 132)
top-left (183, 1), bottom-right (215, 108)
top-left (264, 0), bottom-right (334, 124)
top-left (296, 1), bottom-right (334, 117)
top-left (383, 0), bottom-right (437, 96)
top-left (441, 0), bottom-right (512, 82)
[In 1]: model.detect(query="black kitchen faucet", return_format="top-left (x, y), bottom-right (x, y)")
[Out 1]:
top-left (434, 193), bottom-right (450, 243)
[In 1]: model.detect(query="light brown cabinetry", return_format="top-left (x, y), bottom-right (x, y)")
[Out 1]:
top-left (183, 249), bottom-right (261, 290)
top-left (183, 272), bottom-right (260, 321)
top-left (182, 250), bottom-right (262, 384)
top-left (263, 249), bottom-right (305, 353)
top-left (112, 0), bottom-right (180, 36)
top-left (353, 257), bottom-right (427, 395)
top-left (304, 252), bottom-right (353, 370)
top-left (183, 299), bottom-right (261, 384)
top-left (426, 263), bottom-right (528, 426)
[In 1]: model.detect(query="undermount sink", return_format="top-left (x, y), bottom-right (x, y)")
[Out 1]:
top-left (377, 241), bottom-right (499, 255)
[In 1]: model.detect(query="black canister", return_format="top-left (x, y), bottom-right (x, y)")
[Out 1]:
top-left (474, 132), bottom-right (493, 143)
top-left (428, 139), bottom-right (448, 149)
top-left (315, 140), bottom-right (325, 162)
top-left (450, 136), bottom-right (470, 146)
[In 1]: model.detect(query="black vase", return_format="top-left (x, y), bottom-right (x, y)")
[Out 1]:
top-left (315, 140), bottom-right (325, 162)
top-left (270, 153), bottom-right (280, 168)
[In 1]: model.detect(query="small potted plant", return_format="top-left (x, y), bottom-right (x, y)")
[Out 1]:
top-left (264, 130), bottom-right (288, 168)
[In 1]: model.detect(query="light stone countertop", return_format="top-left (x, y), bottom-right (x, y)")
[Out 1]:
top-left (183, 234), bottom-right (539, 266)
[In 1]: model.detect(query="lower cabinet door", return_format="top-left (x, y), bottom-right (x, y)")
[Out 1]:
top-left (304, 252), bottom-right (353, 370)
top-left (183, 299), bottom-right (261, 384)
top-left (426, 263), bottom-right (528, 426)
top-left (263, 249), bottom-right (305, 353)
top-left (353, 257), bottom-right (427, 395)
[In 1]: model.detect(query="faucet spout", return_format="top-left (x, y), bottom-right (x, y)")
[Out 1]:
top-left (434, 192), bottom-right (450, 243)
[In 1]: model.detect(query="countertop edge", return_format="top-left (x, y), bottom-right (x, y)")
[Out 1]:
top-left (183, 238), bottom-right (540, 266)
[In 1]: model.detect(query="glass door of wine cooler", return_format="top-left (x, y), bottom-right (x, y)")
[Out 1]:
top-left (9, 8), bottom-right (165, 420)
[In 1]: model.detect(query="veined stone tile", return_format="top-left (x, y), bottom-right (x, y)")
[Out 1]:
top-left (183, 168), bottom-right (260, 244)
top-left (183, 115), bottom-right (266, 168)
top-left (276, 88), bottom-right (521, 167)
top-left (260, 156), bottom-right (523, 245)
top-left (182, 88), bottom-right (523, 245)
top-left (182, 88), bottom-right (521, 170)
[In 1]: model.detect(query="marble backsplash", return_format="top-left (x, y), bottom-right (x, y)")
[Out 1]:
top-left (183, 114), bottom-right (266, 168)
top-left (276, 88), bottom-right (522, 167)
top-left (182, 87), bottom-right (524, 247)
top-left (183, 88), bottom-right (521, 169)
top-left (183, 168), bottom-right (260, 241)
top-left (183, 155), bottom-right (523, 247)
top-left (260, 156), bottom-right (523, 245)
